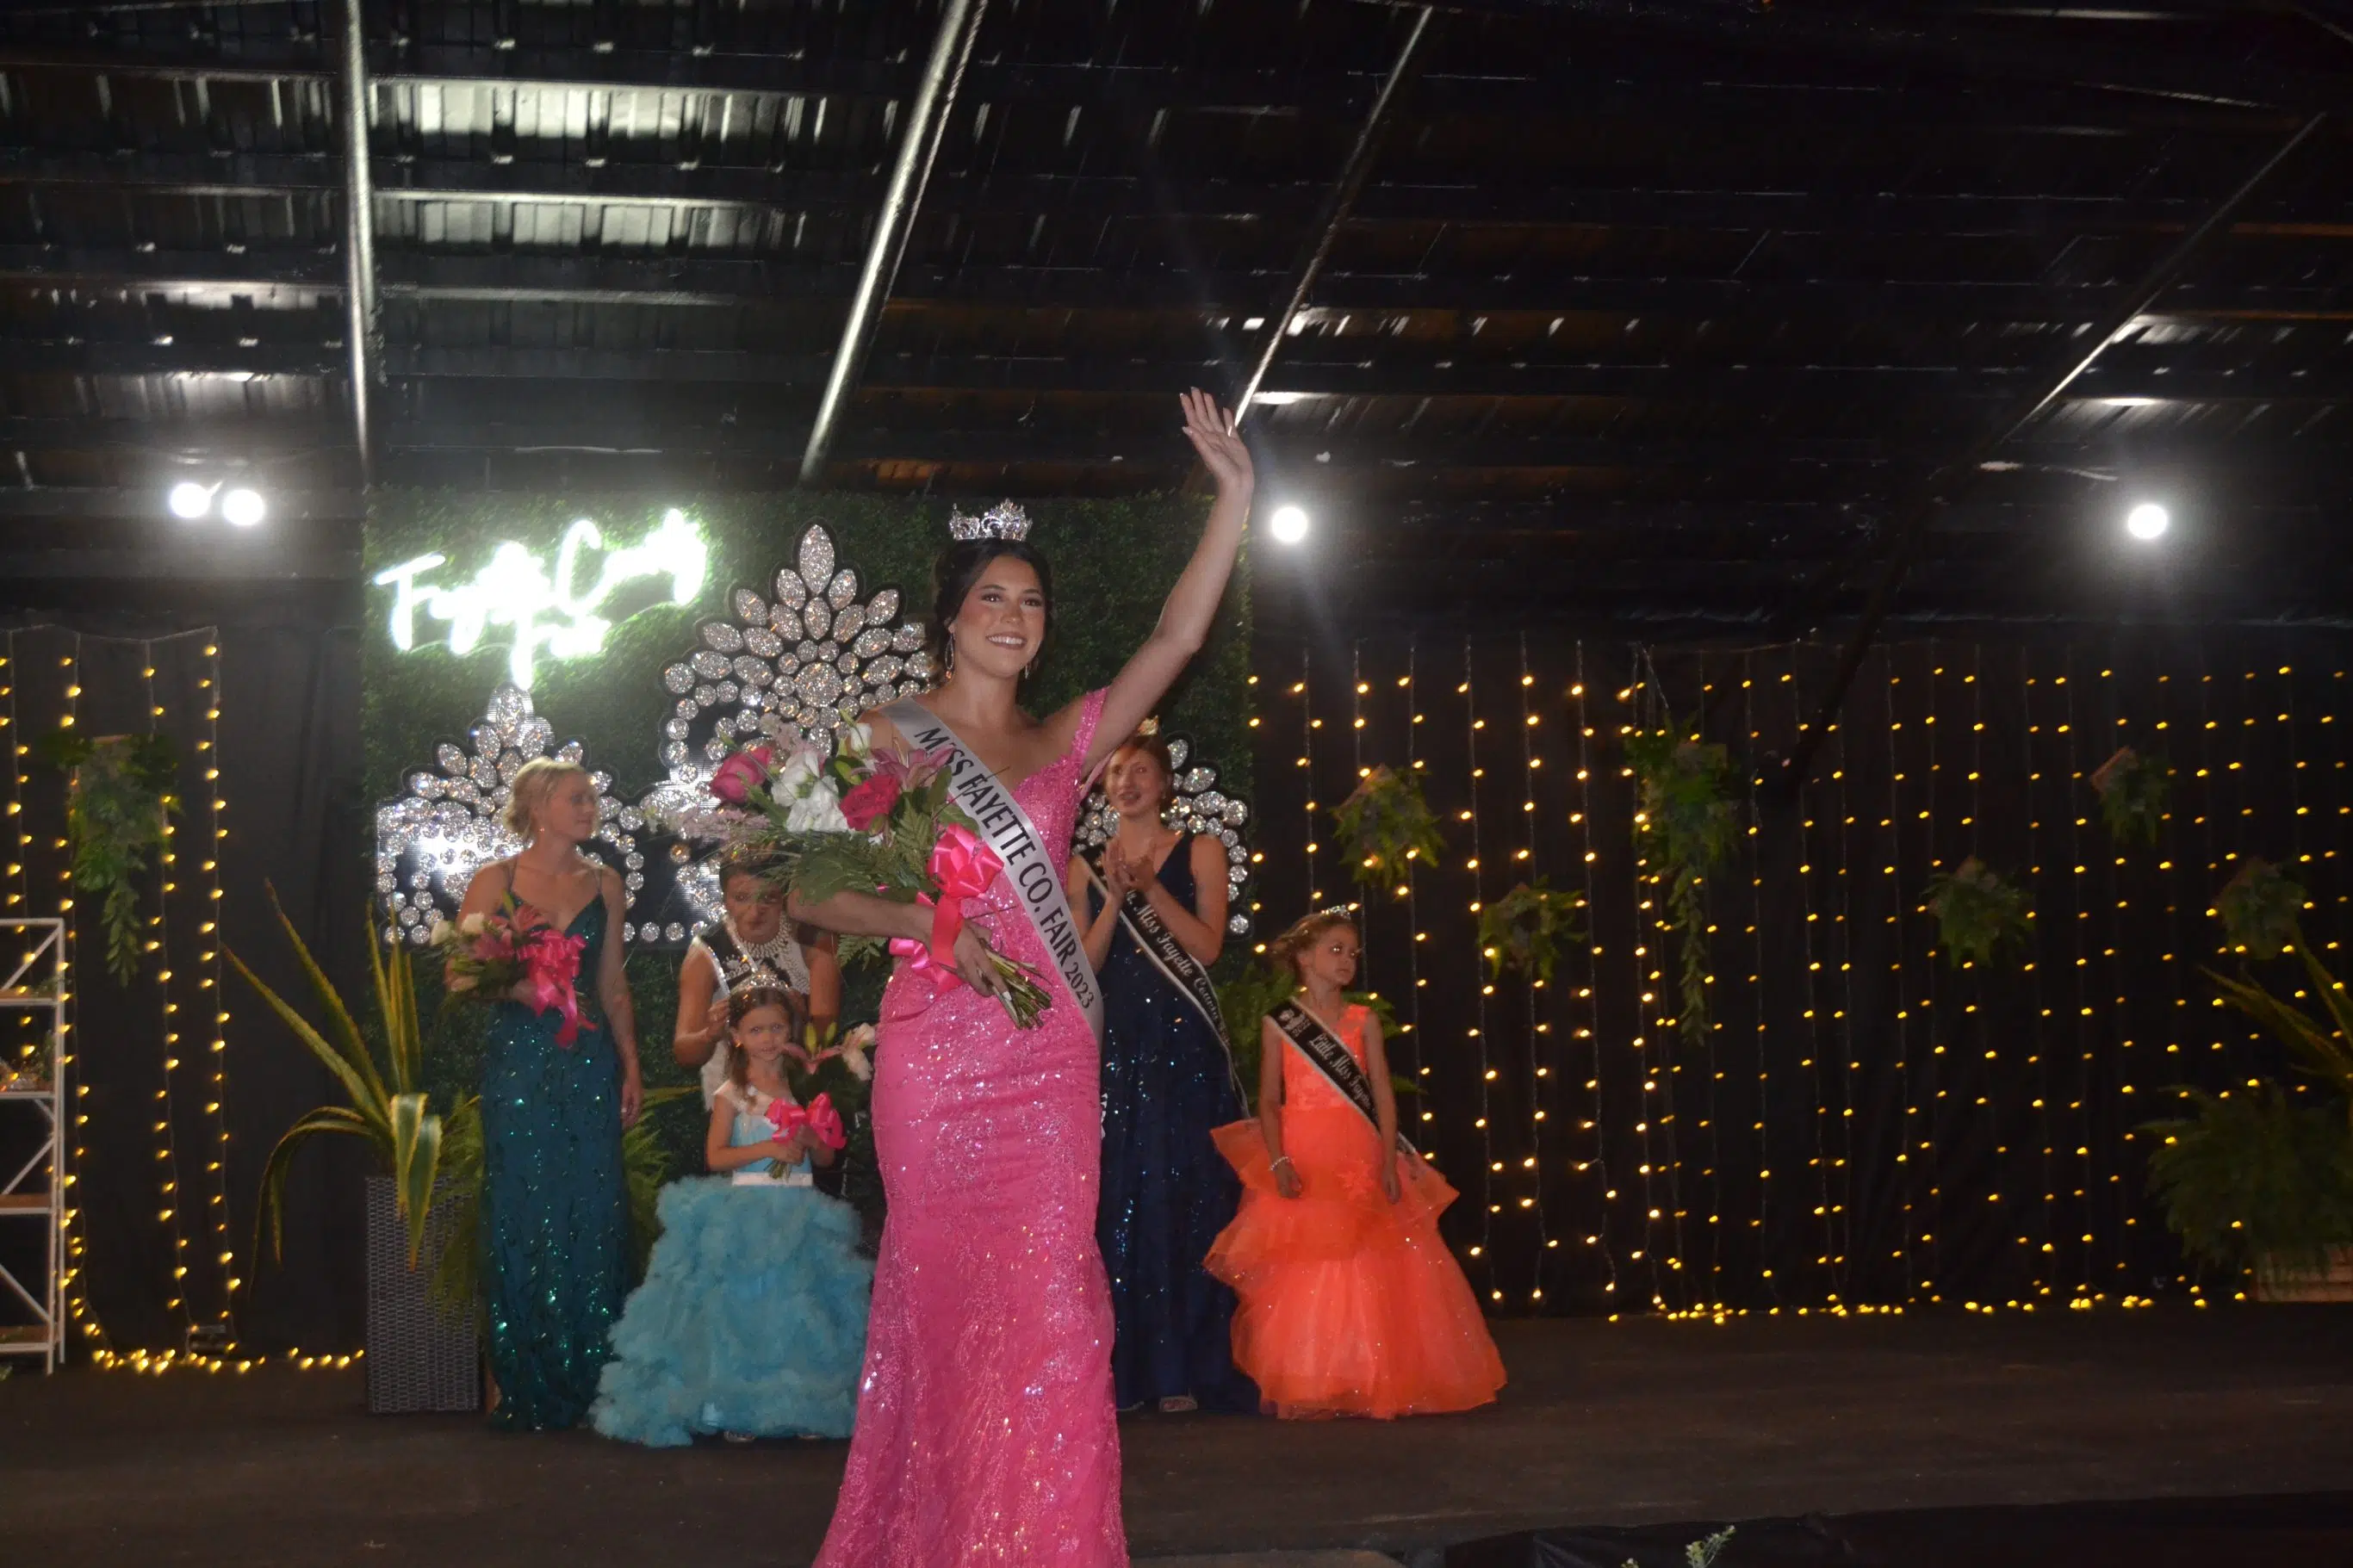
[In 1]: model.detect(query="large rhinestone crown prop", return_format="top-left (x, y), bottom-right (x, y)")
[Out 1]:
top-left (948, 500), bottom-right (1031, 542)
top-left (636, 524), bottom-right (935, 939)
top-left (1077, 734), bottom-right (1255, 935)
top-left (375, 685), bottom-right (643, 945)
top-left (377, 522), bottom-right (934, 947)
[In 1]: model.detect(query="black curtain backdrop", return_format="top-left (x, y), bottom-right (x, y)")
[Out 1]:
top-left (1252, 629), bottom-right (2353, 1317)
top-left (1, 607), bottom-right (368, 1360)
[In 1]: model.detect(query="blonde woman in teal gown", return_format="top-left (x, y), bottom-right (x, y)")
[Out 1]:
top-left (456, 758), bottom-right (646, 1429)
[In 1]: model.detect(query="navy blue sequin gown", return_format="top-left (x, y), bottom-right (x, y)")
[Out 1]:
top-left (480, 895), bottom-right (630, 1430)
top-left (1091, 839), bottom-right (1259, 1412)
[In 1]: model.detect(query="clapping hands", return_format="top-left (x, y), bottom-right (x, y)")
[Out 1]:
top-left (1102, 846), bottom-right (1153, 902)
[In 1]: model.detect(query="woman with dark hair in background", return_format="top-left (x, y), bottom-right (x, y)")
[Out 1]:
top-left (1071, 728), bottom-right (1257, 1415)
top-left (793, 389), bottom-right (1253, 1566)
top-left (671, 847), bottom-right (841, 1106)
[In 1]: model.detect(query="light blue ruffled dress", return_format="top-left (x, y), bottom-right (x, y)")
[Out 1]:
top-left (591, 1082), bottom-right (873, 1446)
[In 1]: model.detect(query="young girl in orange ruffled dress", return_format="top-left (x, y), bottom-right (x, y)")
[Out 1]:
top-left (1208, 909), bottom-right (1506, 1419)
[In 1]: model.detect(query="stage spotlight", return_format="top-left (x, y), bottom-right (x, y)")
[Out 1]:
top-left (1269, 505), bottom-right (1310, 545)
top-left (167, 481), bottom-right (214, 520)
top-left (220, 487), bottom-right (267, 528)
top-left (2126, 501), bottom-right (2169, 542)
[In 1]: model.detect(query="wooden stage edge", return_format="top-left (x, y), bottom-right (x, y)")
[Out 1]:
top-left (3, 1306), bottom-right (2350, 1566)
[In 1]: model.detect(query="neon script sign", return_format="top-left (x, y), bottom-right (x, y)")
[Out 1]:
top-left (375, 510), bottom-right (711, 688)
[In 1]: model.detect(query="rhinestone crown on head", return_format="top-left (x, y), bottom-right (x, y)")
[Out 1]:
top-left (948, 500), bottom-right (1032, 542)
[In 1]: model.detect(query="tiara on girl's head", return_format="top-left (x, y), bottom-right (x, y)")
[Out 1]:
top-left (948, 500), bottom-right (1032, 542)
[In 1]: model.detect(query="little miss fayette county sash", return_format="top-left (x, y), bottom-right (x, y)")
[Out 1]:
top-left (1083, 848), bottom-right (1245, 1101)
top-left (1270, 999), bottom-right (1416, 1157)
top-left (884, 698), bottom-right (1104, 1038)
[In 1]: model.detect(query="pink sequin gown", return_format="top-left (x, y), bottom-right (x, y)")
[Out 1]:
top-left (813, 690), bottom-right (1127, 1568)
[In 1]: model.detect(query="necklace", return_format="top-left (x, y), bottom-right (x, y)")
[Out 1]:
top-left (723, 917), bottom-right (809, 989)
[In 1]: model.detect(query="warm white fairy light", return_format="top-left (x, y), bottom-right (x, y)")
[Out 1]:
top-left (200, 638), bottom-right (240, 1332)
top-left (1739, 653), bottom-right (1779, 1304)
top-left (1298, 653), bottom-right (1320, 907)
top-left (141, 648), bottom-right (196, 1336)
top-left (1461, 644), bottom-right (1499, 1300)
top-left (1403, 642), bottom-right (1434, 1139)
top-left (1514, 634), bottom-right (1553, 1303)
top-left (1624, 666), bottom-right (1673, 1309)
top-left (1568, 648), bottom-right (1621, 1308)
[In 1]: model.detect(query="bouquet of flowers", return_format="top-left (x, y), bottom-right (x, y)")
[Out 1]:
top-left (764, 1091), bottom-right (848, 1178)
top-left (788, 1020), bottom-right (876, 1085)
top-left (698, 728), bottom-right (1053, 1027)
top-left (426, 904), bottom-right (592, 1046)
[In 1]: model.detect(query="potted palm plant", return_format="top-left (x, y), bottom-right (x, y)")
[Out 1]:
top-left (235, 893), bottom-right (698, 1410)
top-left (2144, 862), bottom-right (2353, 1299)
top-left (229, 889), bottom-right (481, 1413)
top-left (2144, 1084), bottom-right (2353, 1301)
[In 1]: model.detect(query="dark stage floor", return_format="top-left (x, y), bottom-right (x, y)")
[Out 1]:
top-left (3, 1308), bottom-right (2350, 1566)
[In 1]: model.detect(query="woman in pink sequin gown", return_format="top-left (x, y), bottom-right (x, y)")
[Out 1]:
top-left (792, 390), bottom-right (1255, 1566)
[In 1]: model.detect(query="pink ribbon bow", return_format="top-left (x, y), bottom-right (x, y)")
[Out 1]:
top-left (887, 824), bottom-right (1004, 989)
top-left (519, 928), bottom-right (588, 1047)
top-left (764, 1092), bottom-right (847, 1151)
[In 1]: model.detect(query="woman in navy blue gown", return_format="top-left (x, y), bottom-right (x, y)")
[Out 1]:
top-left (1066, 730), bottom-right (1257, 1414)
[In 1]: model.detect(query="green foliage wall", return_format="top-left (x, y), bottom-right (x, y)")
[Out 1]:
top-left (363, 489), bottom-right (1252, 1174)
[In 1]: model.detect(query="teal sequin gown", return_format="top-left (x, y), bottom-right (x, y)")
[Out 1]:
top-left (480, 896), bottom-right (630, 1431)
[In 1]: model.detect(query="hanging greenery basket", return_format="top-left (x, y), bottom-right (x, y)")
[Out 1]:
top-left (32, 729), bottom-right (179, 985)
top-left (1477, 877), bottom-right (1587, 985)
top-left (2215, 857), bottom-right (2306, 962)
top-left (1624, 724), bottom-right (1738, 1046)
top-left (2089, 747), bottom-right (2172, 847)
top-left (1922, 857), bottom-right (2032, 968)
top-left (1330, 765), bottom-right (1448, 895)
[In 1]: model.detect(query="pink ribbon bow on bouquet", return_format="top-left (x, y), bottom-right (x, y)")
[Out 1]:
top-left (518, 928), bottom-right (589, 1046)
top-left (888, 823), bottom-right (1004, 993)
top-left (763, 1094), bottom-right (847, 1175)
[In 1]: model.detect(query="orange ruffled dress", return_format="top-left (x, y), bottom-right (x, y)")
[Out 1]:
top-left (1206, 1004), bottom-right (1505, 1419)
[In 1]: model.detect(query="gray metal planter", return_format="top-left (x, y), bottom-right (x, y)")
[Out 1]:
top-left (363, 1175), bottom-right (479, 1415)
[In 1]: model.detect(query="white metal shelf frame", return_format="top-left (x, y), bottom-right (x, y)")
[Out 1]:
top-left (0, 918), bottom-right (67, 1372)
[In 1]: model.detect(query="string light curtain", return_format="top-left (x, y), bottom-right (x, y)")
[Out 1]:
top-left (0, 620), bottom-right (367, 1365)
top-left (1253, 630), bottom-right (2351, 1315)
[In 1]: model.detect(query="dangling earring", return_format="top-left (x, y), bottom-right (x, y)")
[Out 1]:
top-left (944, 639), bottom-right (955, 675)
top-left (1024, 654), bottom-right (1040, 680)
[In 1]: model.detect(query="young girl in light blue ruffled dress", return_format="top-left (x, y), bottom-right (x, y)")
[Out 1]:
top-left (592, 983), bottom-right (872, 1446)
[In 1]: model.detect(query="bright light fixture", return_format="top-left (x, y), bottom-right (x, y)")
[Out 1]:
top-left (167, 481), bottom-right (214, 520)
top-left (2126, 501), bottom-right (2169, 542)
top-left (1268, 505), bottom-right (1310, 545)
top-left (220, 487), bottom-right (266, 528)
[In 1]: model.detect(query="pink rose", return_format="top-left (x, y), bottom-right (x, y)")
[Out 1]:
top-left (840, 772), bottom-right (903, 831)
top-left (709, 745), bottom-right (776, 805)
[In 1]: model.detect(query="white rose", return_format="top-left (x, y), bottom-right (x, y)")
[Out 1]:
top-left (785, 789), bottom-right (849, 834)
top-left (837, 722), bottom-right (873, 760)
top-left (426, 920), bottom-right (452, 947)
top-left (770, 749), bottom-right (823, 801)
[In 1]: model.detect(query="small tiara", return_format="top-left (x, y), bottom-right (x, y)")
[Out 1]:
top-left (948, 500), bottom-right (1032, 542)
top-left (732, 962), bottom-right (794, 993)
